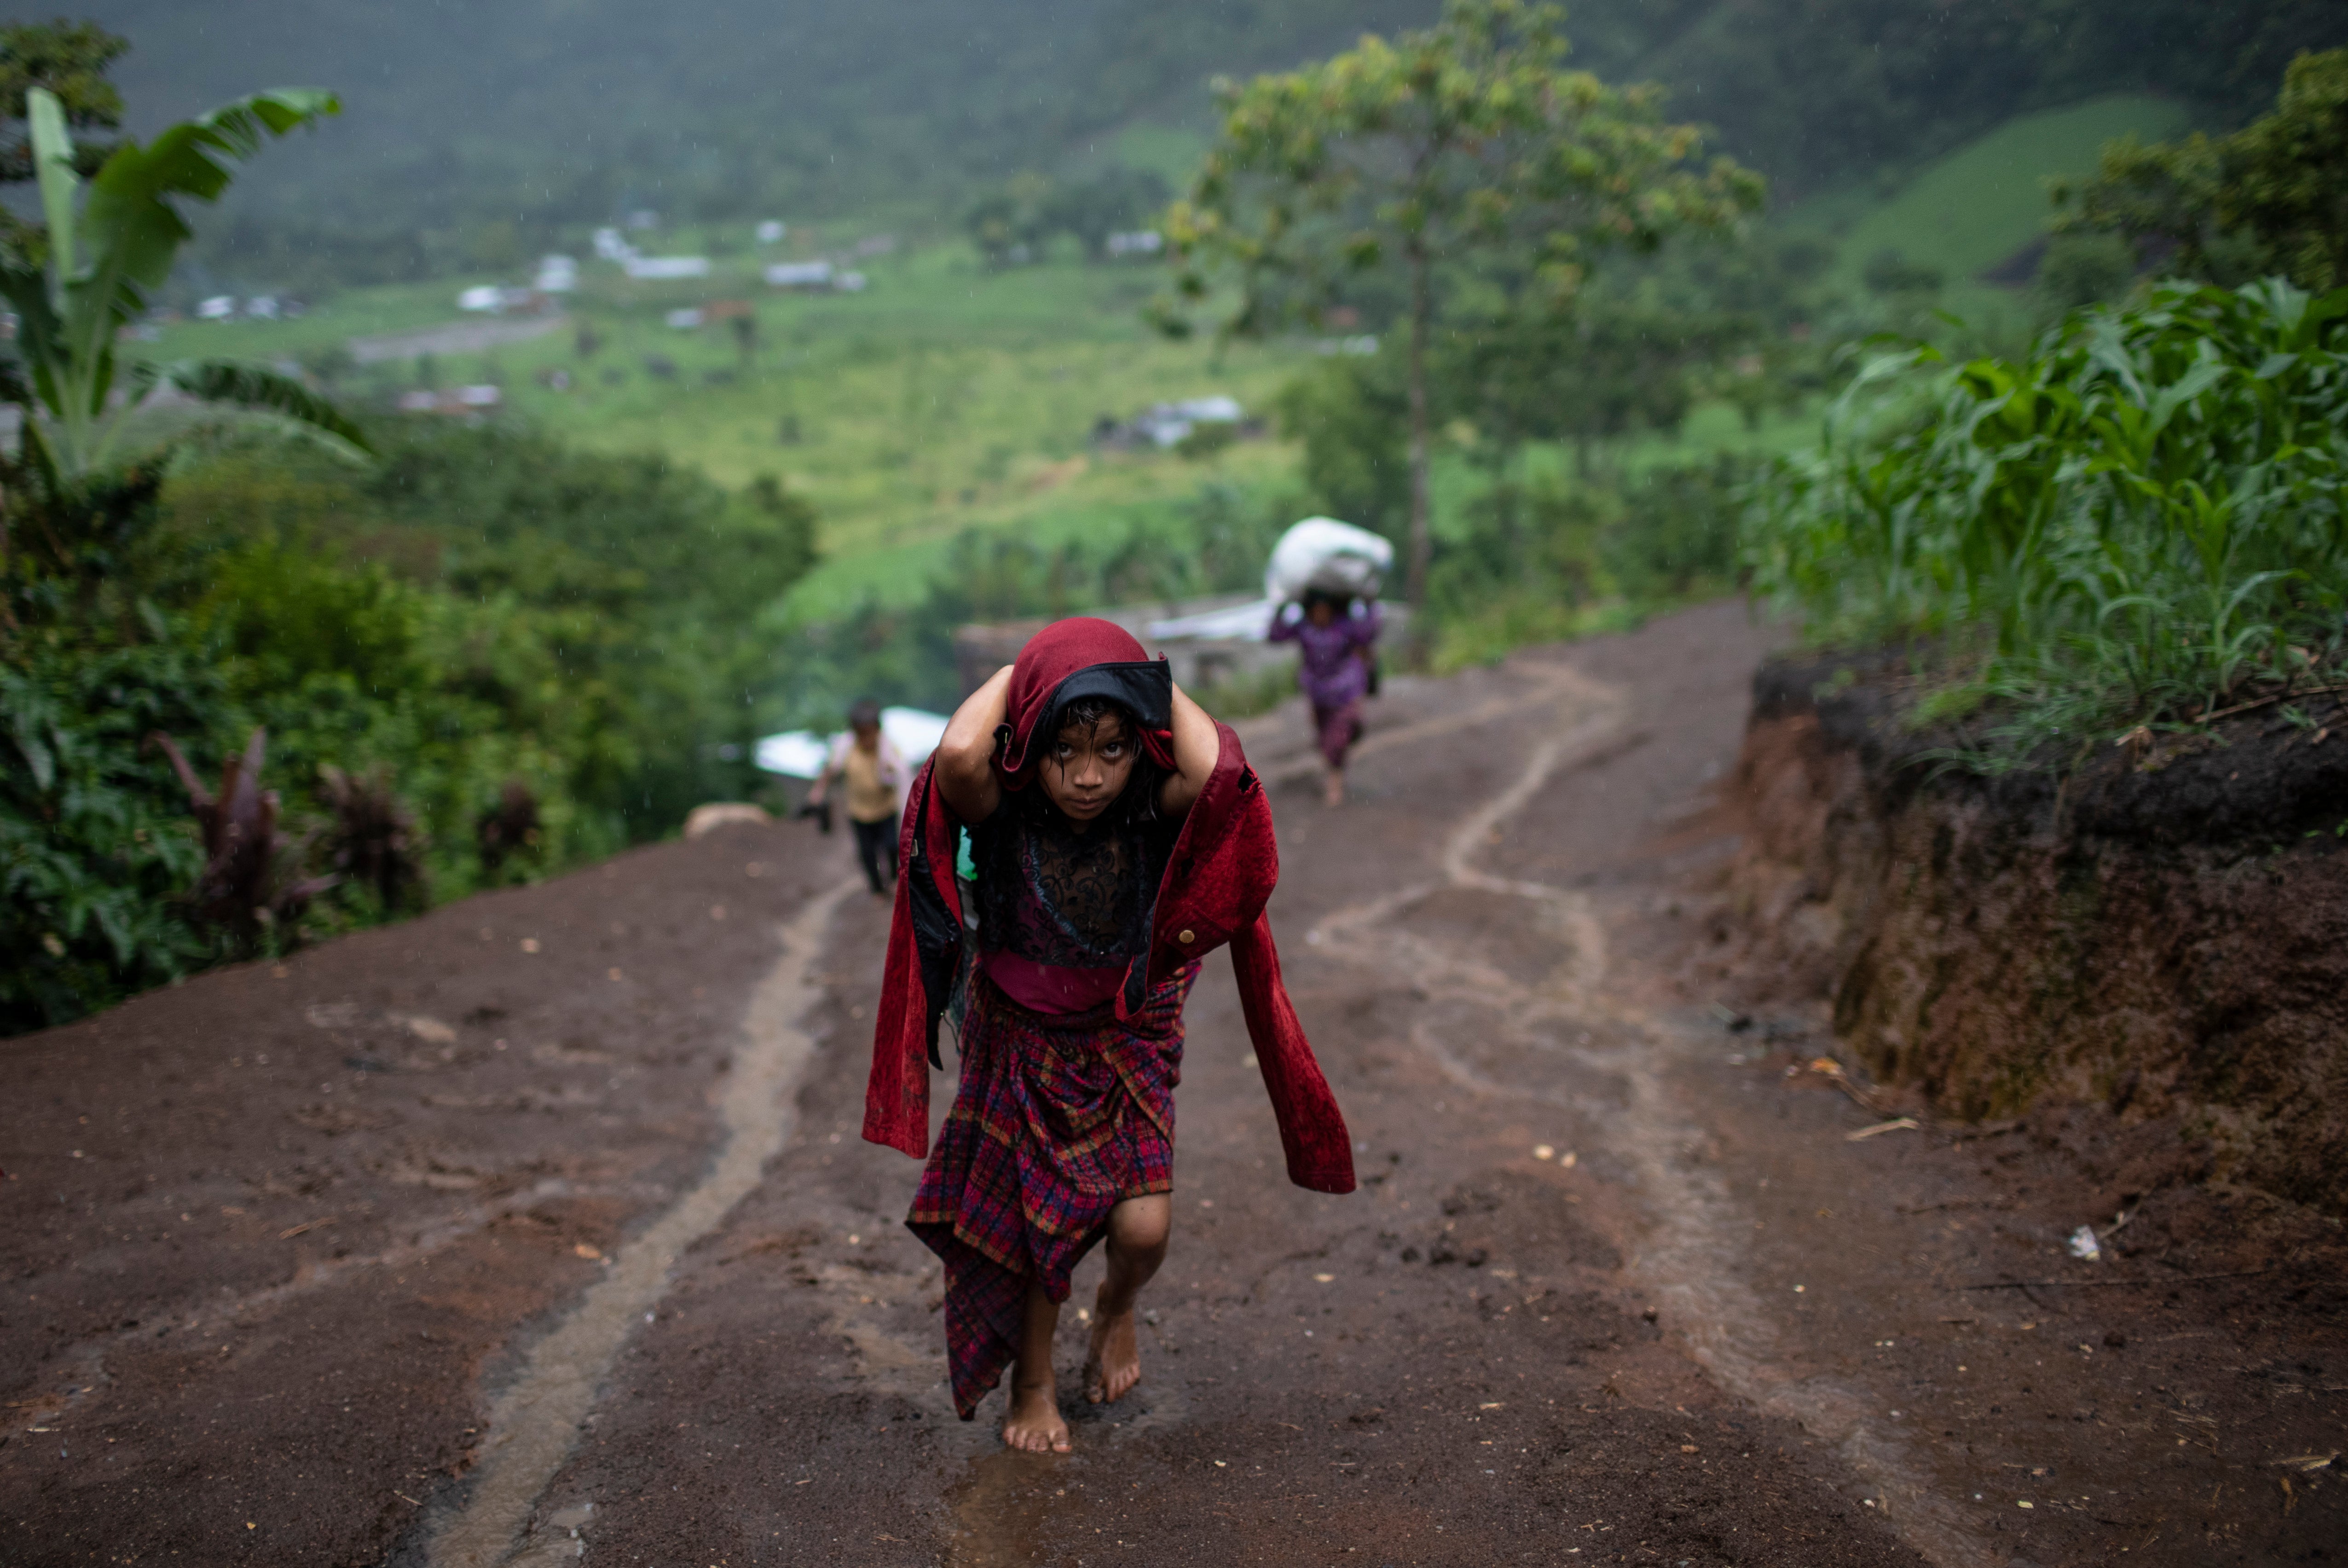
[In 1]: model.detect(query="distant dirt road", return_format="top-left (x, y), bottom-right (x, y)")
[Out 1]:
top-left (4, 599), bottom-right (2338, 1567)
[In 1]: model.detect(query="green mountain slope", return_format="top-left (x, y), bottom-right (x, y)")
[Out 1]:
top-left (74, 0), bottom-right (2343, 289)
top-left (1788, 94), bottom-right (2198, 330)
top-left (83, 0), bottom-right (1435, 284)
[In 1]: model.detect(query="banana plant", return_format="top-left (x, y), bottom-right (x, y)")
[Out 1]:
top-left (0, 83), bottom-right (369, 493)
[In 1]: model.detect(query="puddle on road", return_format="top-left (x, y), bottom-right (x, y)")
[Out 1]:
top-left (944, 1378), bottom-right (1193, 1567)
top-left (950, 1449), bottom-right (1057, 1568)
top-left (422, 877), bottom-right (860, 1568)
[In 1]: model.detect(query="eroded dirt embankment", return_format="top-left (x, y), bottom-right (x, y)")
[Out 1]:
top-left (1727, 653), bottom-right (2348, 1211)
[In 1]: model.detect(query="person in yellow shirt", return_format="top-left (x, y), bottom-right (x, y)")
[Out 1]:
top-left (807, 699), bottom-right (909, 895)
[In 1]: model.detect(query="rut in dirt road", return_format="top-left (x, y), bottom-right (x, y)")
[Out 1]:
top-left (426, 877), bottom-right (859, 1568)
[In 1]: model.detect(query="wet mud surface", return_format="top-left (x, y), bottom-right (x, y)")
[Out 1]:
top-left (4, 599), bottom-right (2340, 1566)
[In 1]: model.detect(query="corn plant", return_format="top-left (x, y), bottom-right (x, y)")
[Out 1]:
top-left (1743, 277), bottom-right (2348, 768)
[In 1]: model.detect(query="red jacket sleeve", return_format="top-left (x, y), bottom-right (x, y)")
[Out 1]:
top-left (862, 885), bottom-right (933, 1159)
top-left (1230, 910), bottom-right (1356, 1193)
top-left (861, 761), bottom-right (960, 1160)
top-left (1152, 725), bottom-right (1355, 1195)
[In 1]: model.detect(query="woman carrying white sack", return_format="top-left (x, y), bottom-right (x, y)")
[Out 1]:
top-left (1264, 518), bottom-right (1388, 807)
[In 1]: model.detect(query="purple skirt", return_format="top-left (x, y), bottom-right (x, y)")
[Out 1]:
top-left (908, 963), bottom-right (1198, 1417)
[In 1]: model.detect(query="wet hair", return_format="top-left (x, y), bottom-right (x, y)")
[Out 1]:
top-left (847, 698), bottom-right (882, 730)
top-left (1025, 694), bottom-right (1163, 825)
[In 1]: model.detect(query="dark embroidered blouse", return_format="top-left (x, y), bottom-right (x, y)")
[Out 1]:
top-left (968, 800), bottom-right (1175, 1004)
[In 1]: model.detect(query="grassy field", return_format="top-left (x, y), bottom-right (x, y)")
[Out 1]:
top-left (1782, 94), bottom-right (2198, 333)
top-left (149, 237), bottom-right (1833, 623)
top-left (155, 237), bottom-right (1319, 616)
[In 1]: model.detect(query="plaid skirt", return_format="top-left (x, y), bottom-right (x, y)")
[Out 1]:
top-left (908, 961), bottom-right (1199, 1418)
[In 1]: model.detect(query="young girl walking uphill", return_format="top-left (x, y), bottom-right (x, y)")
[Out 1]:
top-left (863, 617), bottom-right (1356, 1452)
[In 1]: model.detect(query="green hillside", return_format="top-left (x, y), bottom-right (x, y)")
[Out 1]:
top-left (147, 236), bottom-right (1313, 615)
top-left (69, 0), bottom-right (2344, 291)
top-left (128, 80), bottom-right (2270, 618)
top-left (1787, 94), bottom-right (2199, 333)
top-left (145, 225), bottom-right (1815, 620)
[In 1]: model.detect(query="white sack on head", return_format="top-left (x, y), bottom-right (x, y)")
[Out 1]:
top-left (1264, 517), bottom-right (1393, 604)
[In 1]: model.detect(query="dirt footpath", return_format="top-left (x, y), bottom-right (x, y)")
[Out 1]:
top-left (5, 599), bottom-right (2340, 1567)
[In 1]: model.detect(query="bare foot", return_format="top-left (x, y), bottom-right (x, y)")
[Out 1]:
top-left (1323, 770), bottom-right (1346, 807)
top-left (1001, 1378), bottom-right (1070, 1453)
top-left (1083, 1300), bottom-right (1143, 1404)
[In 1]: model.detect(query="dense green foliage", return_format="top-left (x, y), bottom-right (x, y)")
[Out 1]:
top-left (3, 421), bottom-right (817, 1035)
top-left (165, 425), bottom-right (819, 843)
top-left (2055, 49), bottom-right (2348, 292)
top-left (3, 634), bottom-right (229, 1027)
top-left (1745, 278), bottom-right (2348, 767)
top-left (87, 0), bottom-right (2342, 291)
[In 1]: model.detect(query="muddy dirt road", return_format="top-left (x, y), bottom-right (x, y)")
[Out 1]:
top-left (5, 600), bottom-right (2340, 1567)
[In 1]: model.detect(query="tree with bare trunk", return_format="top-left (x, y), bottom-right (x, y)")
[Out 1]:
top-left (1159, 0), bottom-right (1761, 608)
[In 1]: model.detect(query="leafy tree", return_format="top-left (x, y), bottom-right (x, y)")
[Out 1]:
top-left (2053, 48), bottom-right (2348, 292)
top-left (1434, 297), bottom-right (1741, 478)
top-left (1163, 0), bottom-right (1761, 604)
top-left (0, 19), bottom-right (127, 258)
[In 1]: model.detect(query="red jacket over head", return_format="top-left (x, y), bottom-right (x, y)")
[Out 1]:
top-left (860, 618), bottom-right (1356, 1195)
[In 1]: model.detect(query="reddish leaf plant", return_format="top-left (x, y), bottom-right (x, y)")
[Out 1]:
top-left (148, 727), bottom-right (337, 941)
